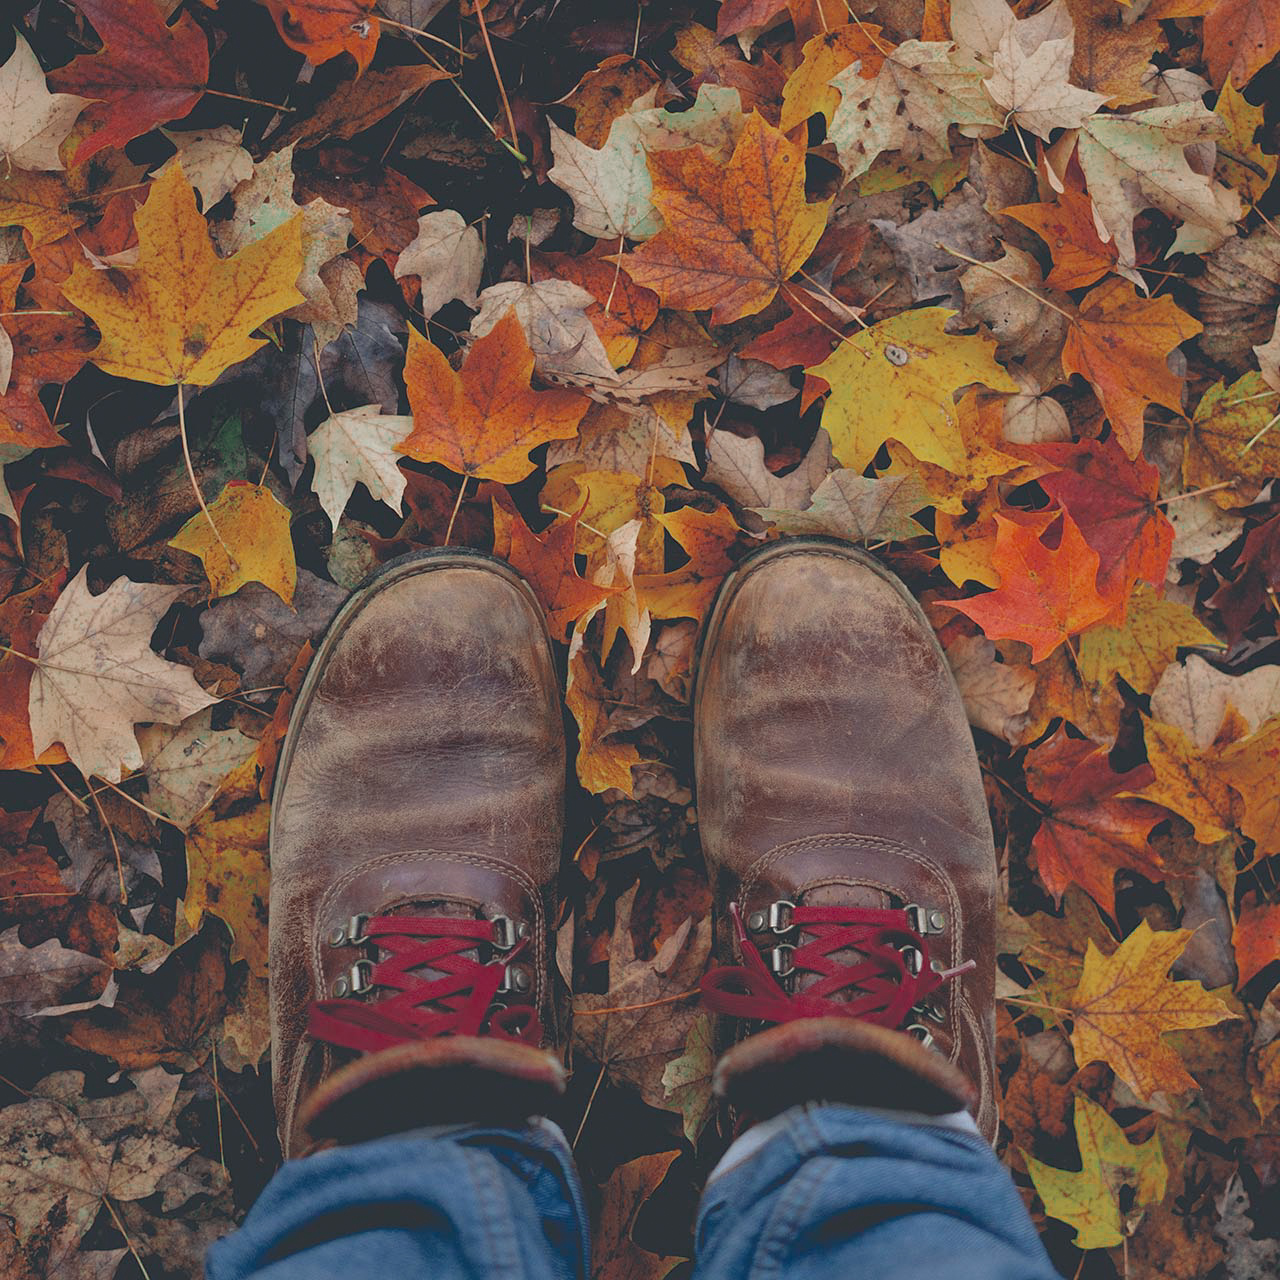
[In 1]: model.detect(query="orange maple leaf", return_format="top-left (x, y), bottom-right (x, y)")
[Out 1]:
top-left (1203, 0), bottom-right (1280, 88)
top-left (1003, 178), bottom-right (1119, 291)
top-left (0, 573), bottom-right (69, 771)
top-left (637, 505), bottom-right (740, 622)
top-left (1067, 920), bottom-right (1236, 1100)
top-left (399, 309), bottom-right (590, 484)
top-left (1061, 278), bottom-right (1203, 458)
top-left (620, 112), bottom-right (831, 325)
top-left (264, 0), bottom-right (379, 71)
top-left (1024, 727), bottom-right (1165, 917)
top-left (944, 512), bottom-right (1113, 663)
top-left (1232, 899), bottom-right (1280, 987)
top-left (494, 503), bottom-right (616, 640)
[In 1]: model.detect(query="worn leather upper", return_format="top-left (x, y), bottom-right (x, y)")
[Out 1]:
top-left (694, 540), bottom-right (999, 1139)
top-left (268, 552), bottom-right (567, 1154)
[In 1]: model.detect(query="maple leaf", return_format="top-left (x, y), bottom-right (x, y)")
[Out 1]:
top-left (1203, 0), bottom-right (1280, 89)
top-left (944, 631), bottom-right (1036, 742)
top-left (1218, 715), bottom-right (1280, 859)
top-left (780, 25), bottom-right (892, 133)
top-left (184, 799), bottom-right (269, 977)
top-left (1213, 81), bottom-right (1277, 204)
top-left (61, 162), bottom-right (305, 388)
top-left (1075, 104), bottom-right (1242, 277)
top-left (27, 568), bottom-right (217, 783)
top-left (495, 504), bottom-right (615, 639)
top-left (1035, 435), bottom-right (1174, 607)
top-left (1027, 1095), bottom-right (1167, 1250)
top-left (0, 35), bottom-right (88, 172)
top-left (810, 307), bottom-right (1017, 473)
top-left (566, 54), bottom-right (662, 148)
top-left (620, 112), bottom-right (831, 325)
top-left (945, 512), bottom-right (1113, 663)
top-left (638, 505), bottom-right (740, 623)
top-left (826, 40), bottom-right (1001, 180)
top-left (0, 1070), bottom-right (193, 1248)
top-left (758, 469), bottom-right (931, 543)
top-left (137, 708), bottom-right (256, 831)
top-left (0, 573), bottom-right (69, 771)
top-left (661, 1013), bottom-right (714, 1143)
top-left (1061, 278), bottom-right (1203, 458)
top-left (593, 1151), bottom-right (683, 1280)
top-left (394, 210), bottom-right (484, 318)
top-left (51, 0), bottom-right (209, 165)
top-left (1232, 899), bottom-right (1280, 986)
top-left (171, 486), bottom-right (291, 612)
top-left (1185, 372), bottom-right (1280, 503)
top-left (704, 426), bottom-right (832, 512)
top-left (1023, 726), bottom-right (1165, 917)
top-left (565, 637), bottom-right (642, 796)
top-left (1150, 654), bottom-right (1280, 749)
top-left (547, 112), bottom-right (663, 242)
top-left (264, 0), bottom-right (379, 71)
top-left (398, 309), bottom-right (589, 483)
top-left (1002, 178), bottom-right (1118, 291)
top-left (1138, 715), bottom-right (1237, 844)
top-left (1067, 920), bottom-right (1236, 1099)
top-left (308, 406), bottom-right (413, 530)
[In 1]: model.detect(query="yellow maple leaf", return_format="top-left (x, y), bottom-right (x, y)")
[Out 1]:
top-left (809, 308), bottom-right (1018, 473)
top-left (1067, 920), bottom-right (1236, 1100)
top-left (169, 481), bottom-right (297, 604)
top-left (1219, 714), bottom-right (1280, 859)
top-left (1137, 715), bottom-right (1236, 843)
top-left (185, 801), bottom-right (269, 977)
top-left (61, 162), bottom-right (305, 387)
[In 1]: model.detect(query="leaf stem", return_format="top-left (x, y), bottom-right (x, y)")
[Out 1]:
top-left (376, 13), bottom-right (471, 55)
top-left (472, 0), bottom-right (527, 166)
top-left (204, 87), bottom-right (295, 112)
top-left (1155, 481), bottom-right (1234, 505)
top-left (444, 475), bottom-right (469, 546)
top-left (177, 382), bottom-right (233, 563)
top-left (1243, 407), bottom-right (1280, 452)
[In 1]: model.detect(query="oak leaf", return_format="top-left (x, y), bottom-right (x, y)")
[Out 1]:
top-left (170, 481), bottom-right (297, 604)
top-left (620, 112), bottom-right (831, 325)
top-left (28, 568), bottom-right (217, 783)
top-left (398, 309), bottom-right (589, 483)
top-left (61, 162), bottom-right (305, 387)
top-left (50, 0), bottom-right (209, 165)
top-left (810, 307), bottom-right (1017, 473)
top-left (827, 40), bottom-right (1001, 181)
top-left (0, 35), bottom-right (88, 172)
top-left (1061, 278), bottom-right (1202, 458)
top-left (1027, 1095), bottom-right (1167, 1249)
top-left (1023, 726), bottom-right (1165, 916)
top-left (945, 512), bottom-right (1113, 662)
top-left (309, 406), bottom-right (413, 531)
top-left (1067, 920), bottom-right (1236, 1099)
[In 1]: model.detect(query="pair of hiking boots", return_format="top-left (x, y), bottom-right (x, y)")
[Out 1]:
top-left (268, 539), bottom-right (998, 1157)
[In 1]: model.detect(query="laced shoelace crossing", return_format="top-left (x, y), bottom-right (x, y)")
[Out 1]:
top-left (701, 902), bottom-right (974, 1030)
top-left (308, 915), bottom-right (542, 1054)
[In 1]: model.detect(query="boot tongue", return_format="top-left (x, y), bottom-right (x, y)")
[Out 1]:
top-left (800, 882), bottom-right (892, 910)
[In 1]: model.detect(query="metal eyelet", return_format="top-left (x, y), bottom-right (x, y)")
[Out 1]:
top-left (905, 1022), bottom-right (935, 1049)
top-left (913, 996), bottom-right (947, 1024)
top-left (498, 963), bottom-right (532, 994)
top-left (905, 904), bottom-right (946, 935)
top-left (900, 944), bottom-right (924, 976)
top-left (768, 943), bottom-right (795, 977)
top-left (327, 914), bottom-right (370, 947)
top-left (768, 900), bottom-right (796, 933)
top-left (332, 959), bottom-right (374, 997)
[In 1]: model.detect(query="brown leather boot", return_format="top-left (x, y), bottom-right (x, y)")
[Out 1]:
top-left (269, 550), bottom-right (569, 1157)
top-left (694, 539), bottom-right (999, 1140)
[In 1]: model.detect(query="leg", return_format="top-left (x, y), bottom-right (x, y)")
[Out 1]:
top-left (209, 549), bottom-right (576, 1274)
top-left (207, 1121), bottom-right (588, 1280)
top-left (694, 540), bottom-right (1053, 1275)
top-left (694, 1103), bottom-right (1055, 1280)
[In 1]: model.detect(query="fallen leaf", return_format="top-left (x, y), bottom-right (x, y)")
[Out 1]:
top-left (566, 634), bottom-right (642, 796)
top-left (705, 426), bottom-right (831, 510)
top-left (264, 0), bottom-right (378, 70)
top-left (308, 405), bottom-right (413, 530)
top-left (154, 127), bottom-right (254, 210)
top-left (1003, 179), bottom-right (1119, 291)
top-left (61, 162), bottom-right (305, 388)
top-left (393, 209), bottom-right (484, 318)
top-left (0, 35), bottom-right (88, 172)
top-left (1203, 0), bottom-right (1280, 89)
top-left (1024, 725), bottom-right (1165, 916)
top-left (170, 481), bottom-right (297, 603)
top-left (810, 307), bottom-right (1018, 473)
top-left (1218, 715), bottom-right (1280, 859)
top-left (1149, 655), bottom-right (1280, 749)
top-left (547, 113), bottom-right (662, 242)
top-left (137, 707), bottom-right (256, 830)
top-left (1213, 81), bottom-right (1277, 204)
top-left (1232, 900), bottom-right (1280, 986)
top-left (1185, 372), bottom-right (1280, 503)
top-left (28, 568), bottom-right (217, 783)
top-left (945, 512), bottom-right (1113, 662)
top-left (593, 1150), bottom-right (683, 1280)
top-left (0, 929), bottom-right (109, 1017)
top-left (780, 24), bottom-right (892, 132)
top-left (399, 309), bottom-right (588, 483)
top-left (1138, 715), bottom-right (1237, 844)
top-left (661, 1014), bottom-right (714, 1143)
top-left (944, 631), bottom-right (1036, 742)
top-left (620, 113), bottom-right (831, 325)
top-left (1067, 920), bottom-right (1236, 1099)
top-left (758, 469), bottom-right (930, 542)
top-left (51, 0), bottom-right (209, 165)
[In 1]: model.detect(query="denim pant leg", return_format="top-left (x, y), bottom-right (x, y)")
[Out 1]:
top-left (205, 1119), bottom-right (588, 1280)
top-left (695, 1104), bottom-right (1059, 1280)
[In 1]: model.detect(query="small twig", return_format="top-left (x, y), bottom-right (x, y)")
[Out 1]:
top-left (204, 87), bottom-right (295, 112)
top-left (572, 1059), bottom-right (607, 1148)
top-left (444, 475), bottom-right (469, 546)
top-left (540, 505), bottom-right (608, 540)
top-left (43, 765), bottom-right (90, 813)
top-left (473, 0), bottom-right (526, 166)
top-left (1155, 481), bottom-right (1234, 505)
top-left (574, 988), bottom-right (700, 1016)
top-left (86, 775), bottom-right (180, 829)
top-left (1243, 407), bottom-right (1280, 453)
top-left (376, 13), bottom-right (471, 55)
top-left (211, 1047), bottom-right (226, 1174)
top-left (85, 783), bottom-right (127, 905)
top-left (0, 309), bottom-right (75, 318)
top-left (797, 269), bottom-right (869, 330)
top-left (102, 1196), bottom-right (154, 1280)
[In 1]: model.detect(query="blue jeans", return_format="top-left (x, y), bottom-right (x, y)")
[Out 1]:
top-left (206, 1105), bottom-right (1058, 1279)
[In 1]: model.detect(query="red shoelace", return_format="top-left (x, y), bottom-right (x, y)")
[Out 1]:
top-left (308, 915), bottom-right (542, 1053)
top-left (700, 902), bottom-right (973, 1029)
